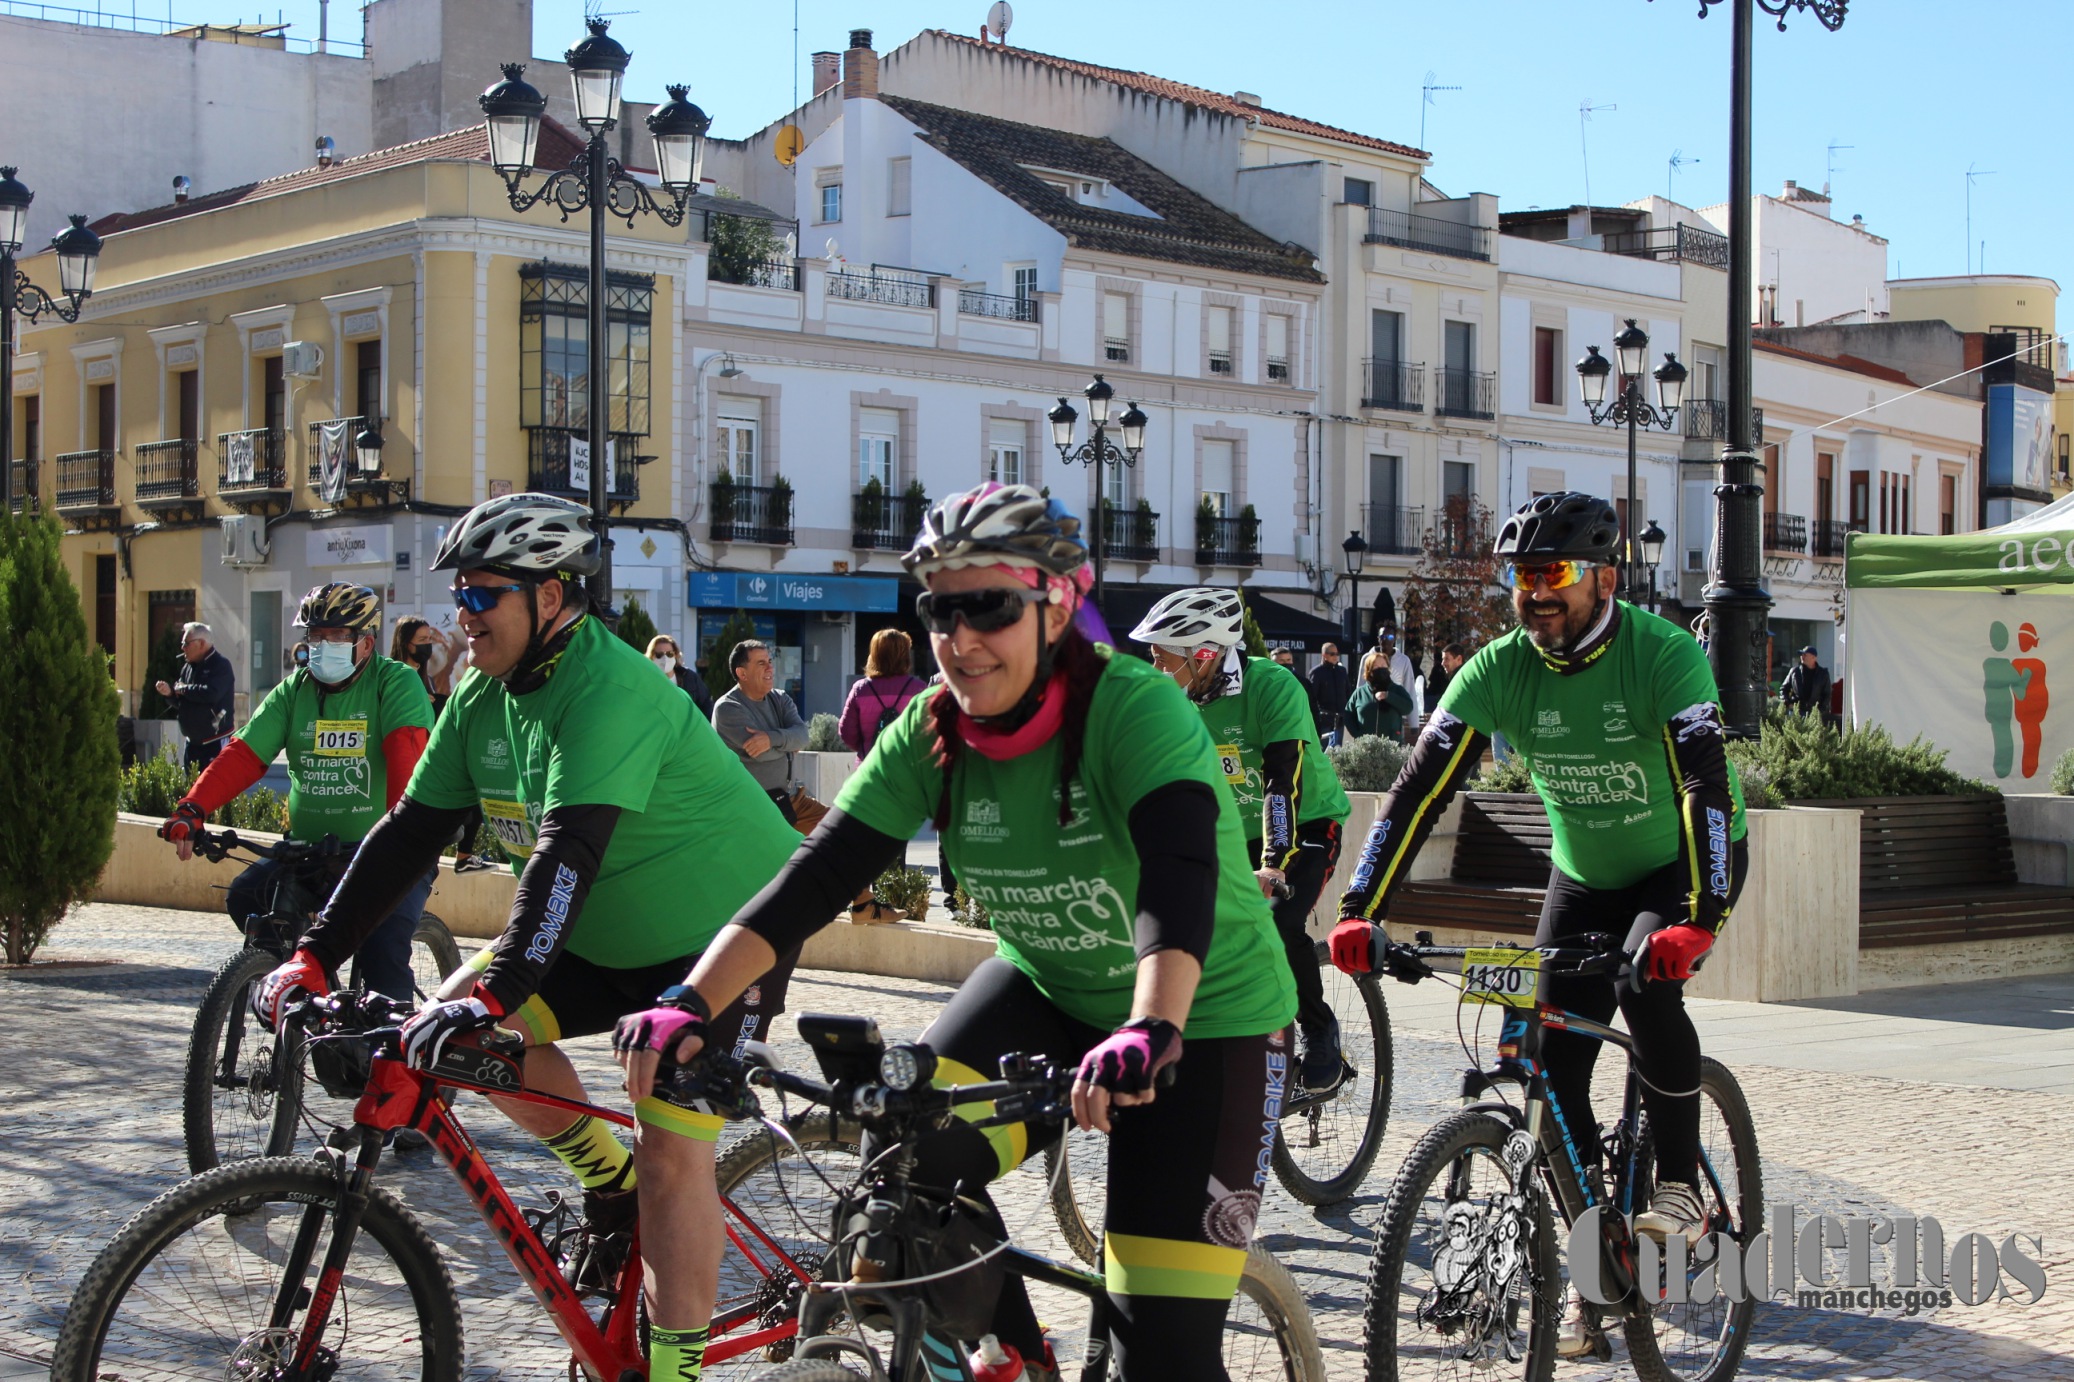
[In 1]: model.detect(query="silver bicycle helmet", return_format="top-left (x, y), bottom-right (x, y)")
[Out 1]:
top-left (1129, 588), bottom-right (1245, 656)
top-left (903, 482), bottom-right (1087, 584)
top-left (431, 492), bottom-right (602, 579)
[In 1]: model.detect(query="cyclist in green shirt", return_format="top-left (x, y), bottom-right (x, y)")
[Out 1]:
top-left (158, 582), bottom-right (434, 1001)
top-left (616, 483), bottom-right (1297, 1382)
top-left (251, 494), bottom-right (801, 1382)
top-left (1128, 587), bottom-right (1354, 1091)
top-left (1327, 492), bottom-right (1748, 1359)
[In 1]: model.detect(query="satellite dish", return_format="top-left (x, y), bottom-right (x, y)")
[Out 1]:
top-left (986, 2), bottom-right (1013, 41)
top-left (774, 124), bottom-right (804, 168)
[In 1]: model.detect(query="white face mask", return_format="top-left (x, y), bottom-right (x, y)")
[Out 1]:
top-left (652, 653), bottom-right (677, 674)
top-left (309, 640), bottom-right (359, 684)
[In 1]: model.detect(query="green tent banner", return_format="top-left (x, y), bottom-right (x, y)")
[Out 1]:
top-left (1846, 528), bottom-right (2074, 590)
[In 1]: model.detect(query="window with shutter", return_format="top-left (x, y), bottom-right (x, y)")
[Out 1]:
top-left (1266, 314), bottom-right (1290, 382)
top-left (859, 407), bottom-right (898, 489)
top-left (1103, 293), bottom-right (1130, 362)
top-left (1207, 307), bottom-right (1232, 375)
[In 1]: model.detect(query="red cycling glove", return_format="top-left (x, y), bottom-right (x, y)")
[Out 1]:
top-left (1636, 923), bottom-right (1715, 983)
top-left (252, 948), bottom-right (330, 1028)
top-left (1329, 918), bottom-right (1377, 975)
top-left (159, 801), bottom-right (206, 844)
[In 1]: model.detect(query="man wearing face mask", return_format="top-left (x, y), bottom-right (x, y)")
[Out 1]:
top-left (158, 582), bottom-right (436, 1002)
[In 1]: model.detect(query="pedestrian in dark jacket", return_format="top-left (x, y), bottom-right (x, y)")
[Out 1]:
top-left (1344, 661), bottom-right (1414, 740)
top-left (1781, 646), bottom-right (1832, 720)
top-left (645, 633), bottom-right (714, 718)
top-left (154, 621), bottom-right (236, 769)
top-left (1308, 642), bottom-right (1351, 743)
top-left (838, 628), bottom-right (926, 761)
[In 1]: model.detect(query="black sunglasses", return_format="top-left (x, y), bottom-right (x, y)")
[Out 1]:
top-left (451, 582), bottom-right (526, 614)
top-left (915, 587), bottom-right (1047, 634)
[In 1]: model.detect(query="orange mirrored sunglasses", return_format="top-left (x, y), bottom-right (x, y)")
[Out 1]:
top-left (1503, 560), bottom-right (1588, 591)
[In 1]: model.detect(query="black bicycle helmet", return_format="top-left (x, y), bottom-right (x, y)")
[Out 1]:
top-left (294, 582), bottom-right (381, 634)
top-left (1493, 492), bottom-right (1621, 565)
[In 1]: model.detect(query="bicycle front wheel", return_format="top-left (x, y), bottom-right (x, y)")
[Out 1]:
top-left (52, 1156), bottom-right (463, 1382)
top-left (411, 912), bottom-right (463, 1001)
top-left (182, 947), bottom-right (301, 1175)
top-left (1226, 1246), bottom-right (1327, 1382)
top-left (1272, 945), bottom-right (1393, 1205)
top-left (1363, 1110), bottom-right (1558, 1382)
top-left (1622, 1058), bottom-right (1763, 1382)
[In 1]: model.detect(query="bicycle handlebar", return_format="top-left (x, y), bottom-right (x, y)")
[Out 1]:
top-left (1379, 932), bottom-right (1629, 985)
top-left (662, 1044), bottom-right (1078, 1131)
top-left (188, 826), bottom-right (346, 868)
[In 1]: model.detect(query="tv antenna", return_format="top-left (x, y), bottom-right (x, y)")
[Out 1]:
top-left (1667, 148), bottom-right (1699, 203)
top-left (1824, 139), bottom-right (1852, 196)
top-left (1965, 162), bottom-right (1995, 274)
top-left (1420, 71), bottom-right (1460, 150)
top-left (986, 2), bottom-right (1014, 43)
top-left (1579, 99), bottom-right (1615, 210)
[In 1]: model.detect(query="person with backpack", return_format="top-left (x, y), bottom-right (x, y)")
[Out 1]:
top-left (838, 627), bottom-right (927, 761)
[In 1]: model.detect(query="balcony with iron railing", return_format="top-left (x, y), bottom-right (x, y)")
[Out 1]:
top-left (1763, 512), bottom-right (1808, 555)
top-left (852, 490), bottom-right (927, 550)
top-left (709, 254), bottom-right (801, 291)
top-left (1811, 518), bottom-right (1854, 560)
top-left (527, 428), bottom-right (641, 512)
top-left (957, 287), bottom-right (1038, 323)
top-left (217, 428), bottom-right (288, 496)
top-left (1602, 223), bottom-right (1731, 271)
top-left (710, 481), bottom-right (794, 545)
top-left (1363, 207), bottom-right (1494, 262)
top-left (1363, 503), bottom-right (1425, 557)
top-left (134, 439), bottom-right (200, 507)
top-left (306, 416), bottom-right (373, 487)
top-left (1194, 512), bottom-right (1261, 567)
top-left (1101, 504), bottom-right (1160, 562)
top-left (55, 448), bottom-right (118, 516)
top-left (8, 458), bottom-right (36, 514)
top-left (1433, 367), bottom-right (1497, 420)
top-left (1684, 399), bottom-right (1765, 444)
top-left (1361, 360), bottom-right (1425, 413)
top-left (827, 266), bottom-right (934, 310)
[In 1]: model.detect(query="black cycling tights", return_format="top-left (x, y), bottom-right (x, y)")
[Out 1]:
top-left (887, 958), bottom-right (1280, 1382)
top-left (1533, 837), bottom-right (1747, 1189)
top-left (1250, 819), bottom-right (1342, 1037)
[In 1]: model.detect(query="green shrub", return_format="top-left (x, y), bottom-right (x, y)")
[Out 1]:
top-left (1327, 735), bottom-right (1410, 793)
top-left (1736, 706), bottom-right (1985, 801)
top-left (222, 787), bottom-right (290, 835)
top-left (807, 713), bottom-right (844, 752)
top-left (1469, 753), bottom-right (1536, 793)
top-left (117, 751), bottom-right (191, 818)
top-left (615, 594), bottom-right (658, 653)
top-left (137, 622), bottom-right (185, 720)
top-left (873, 864), bottom-right (933, 920)
top-left (700, 609), bottom-right (759, 701)
top-left (1723, 743), bottom-right (1782, 810)
top-left (2051, 747), bottom-right (2074, 796)
top-left (0, 511), bottom-right (121, 963)
top-left (950, 885), bottom-right (992, 930)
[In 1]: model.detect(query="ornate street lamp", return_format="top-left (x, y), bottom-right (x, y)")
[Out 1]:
top-left (1049, 374), bottom-right (1148, 620)
top-left (1340, 530), bottom-right (1368, 649)
top-left (481, 20), bottom-right (709, 621)
top-left (1656, 0), bottom-right (1848, 733)
top-left (1640, 518), bottom-right (1668, 612)
top-left (1, 169), bottom-right (102, 511)
top-left (1578, 321), bottom-right (1684, 603)
top-left (353, 422), bottom-right (384, 475)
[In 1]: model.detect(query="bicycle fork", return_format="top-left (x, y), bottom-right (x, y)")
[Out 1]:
top-left (273, 1126), bottom-right (384, 1380)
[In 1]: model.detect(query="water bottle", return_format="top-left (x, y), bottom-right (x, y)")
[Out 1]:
top-left (967, 1334), bottom-right (1025, 1382)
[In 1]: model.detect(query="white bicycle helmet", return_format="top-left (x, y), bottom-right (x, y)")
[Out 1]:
top-left (1130, 587), bottom-right (1245, 658)
top-left (903, 482), bottom-right (1087, 586)
top-left (431, 492), bottom-right (602, 579)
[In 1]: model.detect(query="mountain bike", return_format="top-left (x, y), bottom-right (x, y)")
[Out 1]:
top-left (54, 990), bottom-right (858, 1382)
top-left (181, 827), bottom-right (461, 1173)
top-left (713, 1014), bottom-right (1324, 1381)
top-left (1360, 932), bottom-right (1761, 1382)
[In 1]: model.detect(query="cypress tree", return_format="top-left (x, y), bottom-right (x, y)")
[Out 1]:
top-left (616, 594), bottom-right (659, 653)
top-left (0, 511), bottom-right (120, 963)
top-left (1240, 592), bottom-right (1270, 661)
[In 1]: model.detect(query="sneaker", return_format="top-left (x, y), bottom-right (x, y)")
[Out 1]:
top-left (1297, 1019), bottom-right (1343, 1091)
top-left (1556, 1285), bottom-right (1603, 1360)
top-left (452, 853), bottom-right (495, 874)
top-left (1634, 1180), bottom-right (1709, 1246)
top-left (566, 1186), bottom-right (638, 1294)
top-left (848, 898), bottom-right (905, 925)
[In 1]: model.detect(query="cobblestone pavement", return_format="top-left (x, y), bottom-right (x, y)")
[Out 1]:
top-left (4, 903), bottom-right (2072, 1380)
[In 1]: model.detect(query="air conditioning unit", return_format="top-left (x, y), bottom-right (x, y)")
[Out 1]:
top-left (281, 341), bottom-right (324, 379)
top-left (221, 514), bottom-right (270, 567)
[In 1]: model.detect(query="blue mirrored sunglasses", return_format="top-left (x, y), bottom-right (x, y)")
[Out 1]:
top-left (451, 583), bottom-right (526, 614)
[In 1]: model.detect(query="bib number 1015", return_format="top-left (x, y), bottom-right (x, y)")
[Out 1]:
top-left (1461, 948), bottom-right (1542, 1008)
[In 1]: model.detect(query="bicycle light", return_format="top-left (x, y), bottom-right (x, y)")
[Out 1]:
top-left (879, 1043), bottom-right (937, 1091)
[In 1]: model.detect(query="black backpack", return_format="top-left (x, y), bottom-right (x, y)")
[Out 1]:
top-left (867, 677), bottom-right (921, 741)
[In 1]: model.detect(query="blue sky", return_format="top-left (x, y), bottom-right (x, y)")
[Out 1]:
top-left (286, 1), bottom-right (2067, 336)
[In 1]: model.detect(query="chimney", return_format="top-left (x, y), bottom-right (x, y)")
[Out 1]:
top-left (173, 175), bottom-right (191, 204)
top-left (812, 50), bottom-right (841, 97)
top-left (314, 135), bottom-right (336, 169)
top-left (1233, 91), bottom-right (1262, 107)
top-left (1782, 179), bottom-right (1797, 196)
top-left (843, 29), bottom-right (878, 100)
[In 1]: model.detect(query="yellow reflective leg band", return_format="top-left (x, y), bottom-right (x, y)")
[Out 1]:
top-left (1102, 1231), bottom-right (1248, 1301)
top-left (464, 946), bottom-right (560, 1045)
top-left (636, 1096), bottom-right (725, 1142)
top-left (932, 1055), bottom-right (1028, 1178)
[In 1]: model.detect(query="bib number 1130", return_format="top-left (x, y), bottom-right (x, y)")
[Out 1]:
top-left (1461, 947), bottom-right (1542, 1008)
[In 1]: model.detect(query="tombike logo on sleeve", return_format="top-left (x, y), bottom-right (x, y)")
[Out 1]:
top-left (524, 863), bottom-right (579, 964)
top-left (1706, 806), bottom-right (1731, 899)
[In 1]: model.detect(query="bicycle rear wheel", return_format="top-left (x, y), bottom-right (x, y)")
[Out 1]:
top-left (182, 947), bottom-right (301, 1175)
top-left (1226, 1246), bottom-right (1327, 1381)
top-left (411, 912), bottom-right (463, 1001)
top-left (1362, 1110), bottom-right (1558, 1382)
top-left (1620, 1058), bottom-right (1763, 1382)
top-left (51, 1156), bottom-right (463, 1382)
top-left (1272, 945), bottom-right (1392, 1205)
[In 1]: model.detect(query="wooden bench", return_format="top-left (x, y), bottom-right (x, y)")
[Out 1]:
top-left (1389, 793), bottom-right (1550, 938)
top-left (1807, 794), bottom-right (2074, 949)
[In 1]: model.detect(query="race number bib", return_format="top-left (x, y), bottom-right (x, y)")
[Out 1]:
top-left (312, 719), bottom-right (367, 757)
top-left (1215, 743), bottom-right (1246, 787)
top-left (481, 798), bottom-right (537, 858)
top-left (1461, 947), bottom-right (1542, 1008)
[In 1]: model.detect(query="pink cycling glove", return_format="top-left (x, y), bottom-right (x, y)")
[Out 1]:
top-left (1076, 1016), bottom-right (1182, 1097)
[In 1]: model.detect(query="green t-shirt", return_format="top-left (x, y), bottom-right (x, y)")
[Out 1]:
top-left (1196, 656), bottom-right (1352, 838)
top-left (1438, 605), bottom-right (1748, 891)
top-left (836, 650), bottom-right (1295, 1039)
top-left (238, 656), bottom-right (433, 845)
top-left (406, 616), bottom-right (799, 970)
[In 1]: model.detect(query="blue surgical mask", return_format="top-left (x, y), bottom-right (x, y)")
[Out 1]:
top-left (308, 640), bottom-right (359, 684)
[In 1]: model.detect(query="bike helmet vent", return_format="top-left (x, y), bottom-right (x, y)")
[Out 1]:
top-left (1493, 492), bottom-right (1621, 565)
top-left (1129, 588), bottom-right (1245, 654)
top-left (903, 482), bottom-right (1088, 583)
top-left (431, 492), bottom-right (602, 578)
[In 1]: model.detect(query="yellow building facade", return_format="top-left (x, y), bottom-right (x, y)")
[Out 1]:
top-left (8, 126), bottom-right (688, 716)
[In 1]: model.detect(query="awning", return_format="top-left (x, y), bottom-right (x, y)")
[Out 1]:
top-left (1094, 584), bottom-right (1344, 653)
